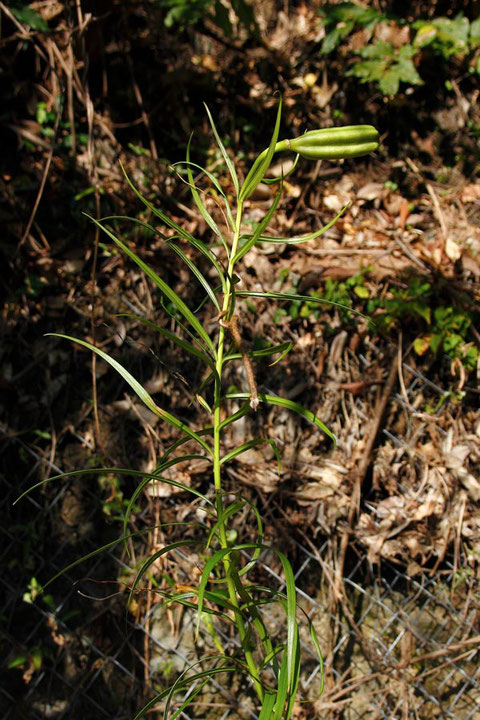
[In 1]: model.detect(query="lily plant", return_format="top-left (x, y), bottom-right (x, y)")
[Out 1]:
top-left (18, 99), bottom-right (378, 719)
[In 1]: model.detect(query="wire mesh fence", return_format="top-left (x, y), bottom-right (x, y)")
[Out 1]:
top-left (2, 358), bottom-right (479, 720)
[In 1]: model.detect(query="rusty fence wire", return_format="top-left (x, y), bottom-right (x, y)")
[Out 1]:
top-left (2, 360), bottom-right (479, 719)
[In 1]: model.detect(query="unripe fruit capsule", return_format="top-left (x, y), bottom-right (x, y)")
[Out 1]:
top-left (281, 125), bottom-right (379, 160)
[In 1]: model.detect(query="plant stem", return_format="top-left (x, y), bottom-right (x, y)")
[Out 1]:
top-left (212, 202), bottom-right (264, 700)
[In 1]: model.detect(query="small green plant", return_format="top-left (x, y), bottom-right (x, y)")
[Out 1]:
top-left (318, 4), bottom-right (480, 95)
top-left (370, 278), bottom-right (479, 370)
top-left (319, 2), bottom-right (386, 56)
top-left (159, 0), bottom-right (259, 38)
top-left (98, 472), bottom-right (139, 521)
top-left (293, 272), bottom-right (479, 373)
top-left (282, 270), bottom-right (370, 326)
top-left (35, 100), bottom-right (88, 149)
top-left (347, 41), bottom-right (423, 96)
top-left (10, 2), bottom-right (48, 30)
top-left (17, 105), bottom-right (378, 717)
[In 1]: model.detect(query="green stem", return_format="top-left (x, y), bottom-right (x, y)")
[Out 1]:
top-left (212, 202), bottom-right (264, 701)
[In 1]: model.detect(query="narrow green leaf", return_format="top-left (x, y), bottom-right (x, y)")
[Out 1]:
top-left (118, 314), bottom-right (219, 379)
top-left (14, 467), bottom-right (212, 507)
top-left (101, 213), bottom-right (226, 287)
top-left (128, 539), bottom-right (194, 610)
top-left (184, 135), bottom-right (228, 248)
top-left (133, 663), bottom-right (238, 720)
top-left (173, 158), bottom-right (236, 232)
top-left (277, 551), bottom-right (298, 706)
top-left (159, 294), bottom-right (210, 350)
top-left (236, 289), bottom-right (366, 319)
top-left (163, 588), bottom-right (237, 617)
top-left (47, 334), bottom-right (213, 454)
top-left (259, 692), bottom-right (277, 719)
top-left (24, 527), bottom-right (152, 593)
top-left (274, 653), bottom-right (289, 719)
top-left (118, 164), bottom-right (195, 242)
top-left (85, 216), bottom-right (217, 355)
top-left (240, 97), bottom-right (283, 202)
top-left (167, 677), bottom-right (210, 720)
top-left (122, 453), bottom-right (212, 548)
top-left (197, 543), bottom-right (297, 691)
top-left (308, 620), bottom-right (325, 697)
top-left (225, 341), bottom-right (294, 366)
top-left (204, 104), bottom-right (239, 195)
top-left (226, 392), bottom-right (336, 444)
top-left (221, 437), bottom-right (281, 474)
top-left (166, 239), bottom-right (221, 311)
top-left (96, 215), bottom-right (225, 312)
top-left (218, 401), bottom-right (251, 430)
top-left (263, 154), bottom-right (299, 184)
top-left (115, 166), bottom-right (225, 276)
top-left (157, 426), bottom-right (213, 464)
top-left (102, 223), bottom-right (220, 309)
top-left (244, 203), bottom-right (348, 245)
top-left (206, 497), bottom-right (264, 581)
top-left (206, 500), bottom-right (245, 550)
top-left (234, 188), bottom-right (282, 263)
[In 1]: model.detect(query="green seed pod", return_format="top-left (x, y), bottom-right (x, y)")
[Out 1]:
top-left (277, 125), bottom-right (379, 160)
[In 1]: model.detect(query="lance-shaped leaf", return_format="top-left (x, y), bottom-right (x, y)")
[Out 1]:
top-left (226, 391), bottom-right (336, 444)
top-left (259, 692), bottom-right (276, 719)
top-left (118, 314), bottom-right (219, 381)
top-left (17, 526), bottom-right (187, 594)
top-left (118, 163), bottom-right (223, 273)
top-left (197, 543), bottom-right (298, 704)
top-left (219, 400), bottom-right (251, 430)
top-left (85, 216), bottom-right (216, 356)
top-left (236, 289), bottom-right (366, 318)
top-left (15, 467), bottom-right (212, 507)
top-left (204, 103), bottom-right (239, 195)
top-left (101, 213), bottom-right (226, 286)
top-left (133, 662), bottom-right (239, 720)
top-left (122, 453), bottom-right (212, 547)
top-left (128, 539), bottom-right (195, 610)
top-left (241, 203), bottom-right (348, 245)
top-left (48, 334), bottom-right (213, 454)
top-left (205, 497), bottom-right (264, 579)
top-left (262, 154), bottom-right (299, 185)
top-left (171, 158), bottom-right (235, 232)
top-left (184, 135), bottom-right (231, 247)
top-left (239, 97), bottom-right (283, 202)
top-left (166, 238), bottom-right (221, 311)
top-left (225, 340), bottom-right (294, 366)
top-left (220, 437), bottom-right (281, 473)
top-left (234, 187), bottom-right (282, 264)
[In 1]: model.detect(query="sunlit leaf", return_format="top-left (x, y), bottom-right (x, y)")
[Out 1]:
top-left (225, 340), bottom-right (294, 366)
top-left (240, 97), bottom-right (283, 202)
top-left (204, 104), bottom-right (239, 195)
top-left (221, 437), bottom-right (281, 473)
top-left (226, 391), bottom-right (336, 444)
top-left (243, 203), bottom-right (347, 245)
top-left (85, 216), bottom-right (216, 355)
top-left (236, 289), bottom-right (366, 319)
top-left (234, 188), bottom-right (282, 263)
top-left (47, 334), bottom-right (213, 453)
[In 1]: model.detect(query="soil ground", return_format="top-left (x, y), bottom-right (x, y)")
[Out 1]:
top-left (1, 3), bottom-right (479, 719)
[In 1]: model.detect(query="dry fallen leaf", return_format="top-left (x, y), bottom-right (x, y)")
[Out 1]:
top-left (356, 182), bottom-right (385, 202)
top-left (461, 182), bottom-right (480, 202)
top-left (445, 237), bottom-right (462, 263)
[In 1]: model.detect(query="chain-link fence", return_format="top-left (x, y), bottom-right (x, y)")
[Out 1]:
top-left (2, 357), bottom-right (479, 720)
